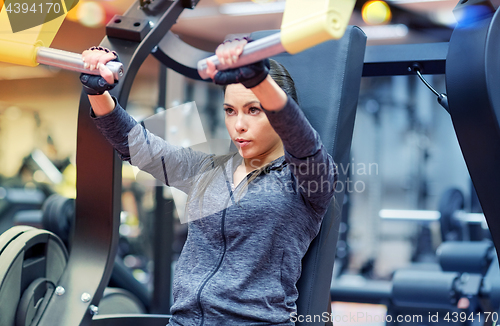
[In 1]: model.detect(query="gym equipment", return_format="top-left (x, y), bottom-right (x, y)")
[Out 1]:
top-left (0, 187), bottom-right (45, 234)
top-left (0, 224), bottom-right (146, 326)
top-left (331, 241), bottom-right (500, 326)
top-left (4, 0), bottom-right (500, 325)
top-left (439, 188), bottom-right (467, 242)
top-left (28, 149), bottom-right (64, 185)
top-left (0, 0), bottom-right (123, 79)
top-left (413, 65), bottom-right (449, 112)
top-left (388, 253), bottom-right (500, 326)
top-left (197, 0), bottom-right (356, 79)
top-left (379, 187), bottom-right (489, 244)
top-left (14, 193), bottom-right (153, 311)
top-left (437, 241), bottom-right (494, 275)
top-left (378, 187), bottom-right (487, 263)
top-left (445, 0), bottom-right (500, 265)
top-left (70, 0), bottom-right (363, 325)
top-left (13, 210), bottom-right (44, 229)
top-left (10, 194), bottom-right (74, 245)
top-left (74, 18), bottom-right (366, 324)
top-left (41, 194), bottom-right (74, 246)
top-left (37, 48), bottom-right (124, 81)
top-left (98, 288), bottom-right (146, 315)
top-left (0, 226), bottom-right (68, 326)
top-left (392, 270), bottom-right (462, 309)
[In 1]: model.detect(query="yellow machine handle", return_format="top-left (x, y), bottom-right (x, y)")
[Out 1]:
top-left (280, 0), bottom-right (357, 54)
top-left (0, 1), bottom-right (66, 66)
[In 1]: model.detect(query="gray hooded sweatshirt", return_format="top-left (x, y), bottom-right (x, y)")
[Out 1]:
top-left (91, 95), bottom-right (337, 326)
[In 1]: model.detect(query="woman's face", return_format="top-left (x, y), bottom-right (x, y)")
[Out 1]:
top-left (224, 84), bottom-right (283, 164)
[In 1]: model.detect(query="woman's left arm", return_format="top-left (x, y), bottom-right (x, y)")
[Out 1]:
top-left (248, 75), bottom-right (288, 112)
top-left (205, 40), bottom-right (337, 214)
top-left (254, 80), bottom-right (337, 216)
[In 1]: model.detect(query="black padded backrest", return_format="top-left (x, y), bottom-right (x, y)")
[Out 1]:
top-left (251, 27), bottom-right (366, 325)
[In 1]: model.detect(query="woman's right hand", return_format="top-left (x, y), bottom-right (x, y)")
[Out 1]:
top-left (81, 47), bottom-right (120, 116)
top-left (80, 47), bottom-right (120, 96)
top-left (81, 47), bottom-right (117, 84)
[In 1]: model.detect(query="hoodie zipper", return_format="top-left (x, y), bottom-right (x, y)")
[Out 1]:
top-left (195, 160), bottom-right (276, 325)
top-left (196, 178), bottom-right (234, 326)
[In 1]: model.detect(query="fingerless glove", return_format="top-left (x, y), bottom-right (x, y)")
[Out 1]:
top-left (212, 38), bottom-right (270, 89)
top-left (80, 47), bottom-right (120, 95)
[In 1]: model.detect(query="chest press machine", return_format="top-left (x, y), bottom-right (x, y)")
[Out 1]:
top-left (1, 0), bottom-right (500, 325)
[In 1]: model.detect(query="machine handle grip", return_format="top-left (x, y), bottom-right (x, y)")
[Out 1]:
top-left (36, 47), bottom-right (124, 81)
top-left (197, 32), bottom-right (285, 80)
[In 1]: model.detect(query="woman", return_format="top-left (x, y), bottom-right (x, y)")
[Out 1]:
top-left (81, 39), bottom-right (337, 325)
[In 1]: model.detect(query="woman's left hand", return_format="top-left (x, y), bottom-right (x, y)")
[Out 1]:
top-left (207, 38), bottom-right (287, 111)
top-left (206, 38), bottom-right (270, 89)
top-left (205, 38), bottom-right (247, 80)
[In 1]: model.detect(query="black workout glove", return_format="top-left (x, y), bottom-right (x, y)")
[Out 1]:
top-left (80, 47), bottom-right (120, 95)
top-left (212, 38), bottom-right (270, 89)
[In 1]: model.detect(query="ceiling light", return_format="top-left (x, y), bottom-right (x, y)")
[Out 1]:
top-left (362, 0), bottom-right (392, 25)
top-left (219, 1), bottom-right (285, 16)
top-left (362, 24), bottom-right (408, 40)
top-left (77, 1), bottom-right (105, 28)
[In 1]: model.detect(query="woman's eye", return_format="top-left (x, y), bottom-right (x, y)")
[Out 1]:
top-left (249, 107), bottom-right (261, 114)
top-left (224, 108), bottom-right (235, 115)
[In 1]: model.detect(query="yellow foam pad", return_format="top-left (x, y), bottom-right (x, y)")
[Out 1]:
top-left (280, 0), bottom-right (356, 54)
top-left (0, 2), bottom-right (67, 66)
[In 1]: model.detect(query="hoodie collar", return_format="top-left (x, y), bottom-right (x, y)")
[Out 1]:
top-left (229, 152), bottom-right (286, 175)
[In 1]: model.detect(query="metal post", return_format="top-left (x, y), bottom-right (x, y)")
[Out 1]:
top-left (151, 64), bottom-right (174, 314)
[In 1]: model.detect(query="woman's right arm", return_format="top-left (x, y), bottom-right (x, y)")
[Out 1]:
top-left (82, 50), bottom-right (212, 194)
top-left (88, 92), bottom-right (116, 117)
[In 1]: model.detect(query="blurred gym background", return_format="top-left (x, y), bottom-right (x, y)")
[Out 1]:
top-left (0, 0), bottom-right (494, 324)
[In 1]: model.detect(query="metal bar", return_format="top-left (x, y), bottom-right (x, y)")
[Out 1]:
top-left (379, 209), bottom-right (487, 226)
top-left (158, 64), bottom-right (167, 109)
top-left (331, 280), bottom-right (392, 305)
top-left (363, 42), bottom-right (448, 77)
top-left (37, 47), bottom-right (124, 81)
top-left (152, 193), bottom-right (174, 313)
top-left (157, 37), bottom-right (448, 81)
top-left (30, 149), bottom-right (63, 184)
top-left (379, 209), bottom-right (440, 221)
top-left (197, 32), bottom-right (285, 80)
